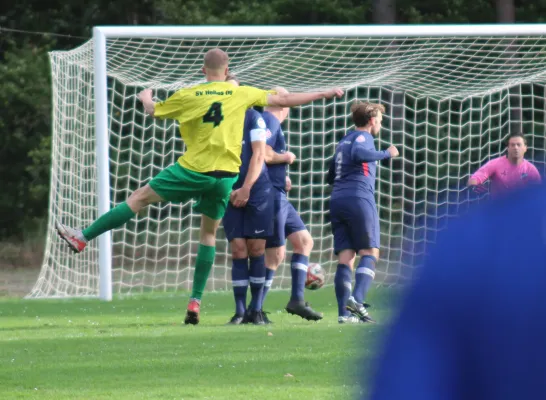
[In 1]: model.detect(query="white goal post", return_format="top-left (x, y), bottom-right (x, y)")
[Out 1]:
top-left (31, 24), bottom-right (546, 300)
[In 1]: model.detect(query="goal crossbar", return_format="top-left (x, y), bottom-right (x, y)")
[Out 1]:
top-left (94, 24), bottom-right (546, 38)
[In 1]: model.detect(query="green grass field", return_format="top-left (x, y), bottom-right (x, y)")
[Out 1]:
top-left (0, 287), bottom-right (397, 399)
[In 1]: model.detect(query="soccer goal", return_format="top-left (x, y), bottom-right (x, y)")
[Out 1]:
top-left (30, 25), bottom-right (546, 300)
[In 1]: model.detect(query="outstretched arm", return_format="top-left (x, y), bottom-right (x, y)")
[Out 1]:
top-left (138, 89), bottom-right (156, 117)
top-left (468, 160), bottom-right (495, 186)
top-left (266, 88), bottom-right (344, 108)
top-left (139, 88), bottom-right (186, 120)
top-left (351, 143), bottom-right (397, 164)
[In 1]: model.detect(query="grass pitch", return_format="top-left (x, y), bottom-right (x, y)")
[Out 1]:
top-left (0, 287), bottom-right (397, 399)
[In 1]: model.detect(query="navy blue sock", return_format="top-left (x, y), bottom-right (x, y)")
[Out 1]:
top-left (353, 256), bottom-right (376, 304)
top-left (290, 253), bottom-right (308, 302)
top-left (261, 267), bottom-right (276, 306)
top-left (334, 264), bottom-right (352, 317)
top-left (248, 255), bottom-right (266, 311)
top-left (231, 258), bottom-right (249, 316)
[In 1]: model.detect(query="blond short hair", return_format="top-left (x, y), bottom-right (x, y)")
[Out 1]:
top-left (204, 48), bottom-right (229, 71)
top-left (350, 101), bottom-right (385, 127)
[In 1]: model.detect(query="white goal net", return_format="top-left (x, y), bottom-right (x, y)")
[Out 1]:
top-left (30, 27), bottom-right (546, 298)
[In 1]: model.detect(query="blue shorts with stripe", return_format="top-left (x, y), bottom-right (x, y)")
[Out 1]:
top-left (266, 189), bottom-right (307, 249)
top-left (222, 185), bottom-right (274, 242)
top-left (329, 195), bottom-right (380, 254)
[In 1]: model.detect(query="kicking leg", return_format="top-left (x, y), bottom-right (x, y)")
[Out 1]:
top-left (56, 184), bottom-right (163, 253)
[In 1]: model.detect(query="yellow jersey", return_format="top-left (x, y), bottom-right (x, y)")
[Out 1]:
top-left (154, 81), bottom-right (273, 173)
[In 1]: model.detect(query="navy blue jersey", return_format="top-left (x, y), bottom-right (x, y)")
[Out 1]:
top-left (233, 109), bottom-right (269, 190)
top-left (369, 184), bottom-right (546, 400)
top-left (327, 130), bottom-right (391, 199)
top-left (262, 111), bottom-right (287, 192)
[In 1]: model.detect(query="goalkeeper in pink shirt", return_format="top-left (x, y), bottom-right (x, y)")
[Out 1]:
top-left (468, 132), bottom-right (541, 197)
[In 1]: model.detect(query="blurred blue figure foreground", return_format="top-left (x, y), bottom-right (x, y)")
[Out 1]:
top-left (368, 183), bottom-right (546, 400)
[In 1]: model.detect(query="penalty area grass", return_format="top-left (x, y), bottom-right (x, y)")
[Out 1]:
top-left (0, 287), bottom-right (397, 399)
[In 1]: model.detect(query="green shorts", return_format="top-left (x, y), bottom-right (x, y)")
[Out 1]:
top-left (148, 163), bottom-right (238, 220)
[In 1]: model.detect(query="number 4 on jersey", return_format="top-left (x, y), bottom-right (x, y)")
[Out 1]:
top-left (203, 102), bottom-right (224, 127)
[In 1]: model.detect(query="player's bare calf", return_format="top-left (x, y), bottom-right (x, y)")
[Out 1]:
top-left (55, 222), bottom-right (87, 253)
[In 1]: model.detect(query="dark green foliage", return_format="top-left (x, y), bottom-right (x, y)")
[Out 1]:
top-left (1, 0), bottom-right (545, 239)
top-left (0, 45), bottom-right (51, 238)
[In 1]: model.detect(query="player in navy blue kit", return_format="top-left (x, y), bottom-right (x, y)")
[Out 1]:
top-left (223, 76), bottom-right (274, 325)
top-left (260, 87), bottom-right (323, 322)
top-left (327, 102), bottom-right (398, 324)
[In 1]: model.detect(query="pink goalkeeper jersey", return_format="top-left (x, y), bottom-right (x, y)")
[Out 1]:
top-left (471, 156), bottom-right (541, 197)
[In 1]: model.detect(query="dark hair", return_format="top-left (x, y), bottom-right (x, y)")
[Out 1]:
top-left (351, 101), bottom-right (385, 127)
top-left (506, 132), bottom-right (527, 146)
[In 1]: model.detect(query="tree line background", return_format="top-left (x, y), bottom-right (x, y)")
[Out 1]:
top-left (0, 0), bottom-right (543, 251)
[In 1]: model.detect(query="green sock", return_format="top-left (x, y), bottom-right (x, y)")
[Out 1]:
top-left (82, 202), bottom-right (135, 241)
top-left (190, 244), bottom-right (216, 301)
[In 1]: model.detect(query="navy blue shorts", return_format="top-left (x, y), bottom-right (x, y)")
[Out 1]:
top-left (330, 196), bottom-right (380, 254)
top-left (222, 186), bottom-right (274, 242)
top-left (266, 190), bottom-right (307, 248)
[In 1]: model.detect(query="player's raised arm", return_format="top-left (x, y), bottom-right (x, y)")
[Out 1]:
top-left (266, 88), bottom-right (344, 108)
top-left (468, 159), bottom-right (495, 187)
top-left (138, 88), bottom-right (156, 117)
top-left (138, 88), bottom-right (187, 120)
top-left (351, 141), bottom-right (397, 163)
top-left (349, 102), bottom-right (398, 163)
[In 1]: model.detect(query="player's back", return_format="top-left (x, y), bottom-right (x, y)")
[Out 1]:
top-left (233, 109), bottom-right (270, 191)
top-left (261, 110), bottom-right (287, 192)
top-left (330, 130), bottom-right (384, 200)
top-left (154, 82), bottom-right (270, 174)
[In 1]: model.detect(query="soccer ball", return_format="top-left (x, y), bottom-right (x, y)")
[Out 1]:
top-left (305, 263), bottom-right (325, 290)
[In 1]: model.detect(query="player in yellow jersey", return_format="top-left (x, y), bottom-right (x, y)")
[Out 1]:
top-left (56, 48), bottom-right (343, 325)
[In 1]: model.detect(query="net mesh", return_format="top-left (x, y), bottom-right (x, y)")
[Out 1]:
top-left (29, 35), bottom-right (546, 297)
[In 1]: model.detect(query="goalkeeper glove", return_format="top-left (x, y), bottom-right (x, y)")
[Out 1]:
top-left (471, 184), bottom-right (488, 195)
